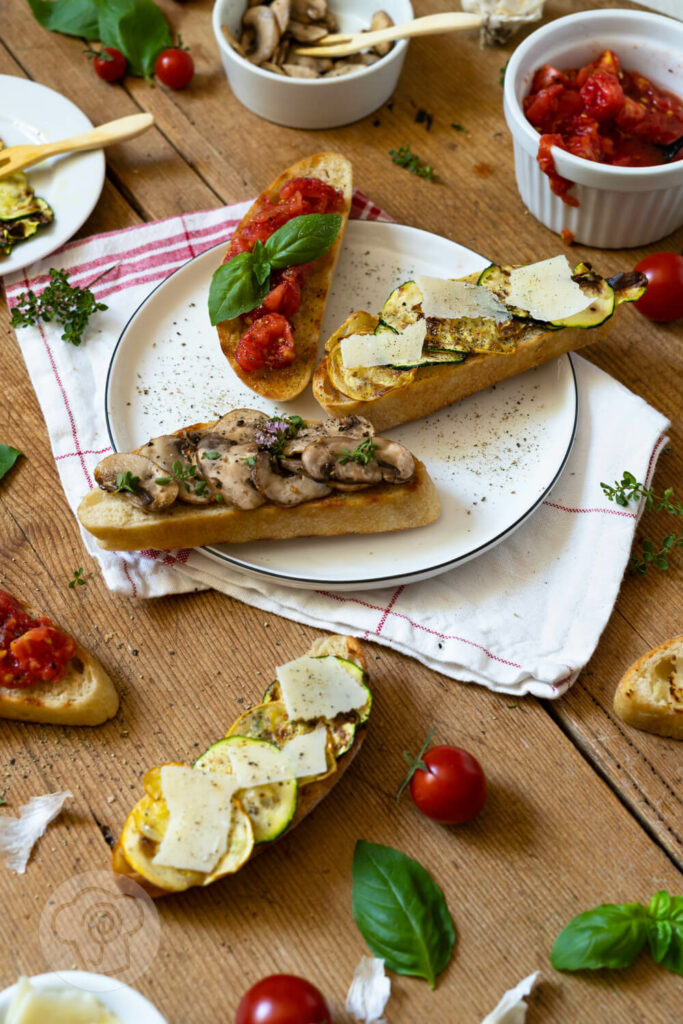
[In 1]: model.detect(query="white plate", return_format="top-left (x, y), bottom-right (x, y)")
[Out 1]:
top-left (106, 221), bottom-right (577, 590)
top-left (0, 972), bottom-right (166, 1023)
top-left (0, 76), bottom-right (104, 276)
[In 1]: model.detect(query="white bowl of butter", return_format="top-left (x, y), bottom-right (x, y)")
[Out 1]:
top-left (0, 973), bottom-right (167, 1024)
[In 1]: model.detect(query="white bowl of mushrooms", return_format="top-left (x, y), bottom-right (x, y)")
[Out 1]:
top-left (212, 0), bottom-right (415, 128)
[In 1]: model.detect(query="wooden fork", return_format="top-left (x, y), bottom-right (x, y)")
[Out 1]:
top-left (0, 113), bottom-right (154, 179)
top-left (293, 11), bottom-right (483, 59)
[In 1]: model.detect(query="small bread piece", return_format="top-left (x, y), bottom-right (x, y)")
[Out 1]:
top-left (0, 601), bottom-right (118, 726)
top-left (216, 153), bottom-right (353, 402)
top-left (312, 271), bottom-right (615, 432)
top-left (613, 636), bottom-right (683, 740)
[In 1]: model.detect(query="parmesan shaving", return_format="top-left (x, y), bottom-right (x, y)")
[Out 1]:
top-left (0, 791), bottom-right (72, 874)
top-left (340, 320), bottom-right (426, 368)
top-left (415, 276), bottom-right (510, 321)
top-left (507, 256), bottom-right (588, 321)
top-left (481, 971), bottom-right (539, 1023)
top-left (345, 957), bottom-right (391, 1024)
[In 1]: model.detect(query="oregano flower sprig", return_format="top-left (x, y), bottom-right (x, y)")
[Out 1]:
top-left (208, 213), bottom-right (342, 326)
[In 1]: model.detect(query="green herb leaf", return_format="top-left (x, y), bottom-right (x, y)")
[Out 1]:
top-left (208, 251), bottom-right (268, 326)
top-left (499, 59), bottom-right (509, 86)
top-left (551, 903), bottom-right (649, 971)
top-left (155, 476), bottom-right (172, 485)
top-left (450, 123), bottom-right (466, 132)
top-left (0, 790), bottom-right (7, 806)
top-left (389, 145), bottom-right (435, 181)
top-left (338, 438), bottom-right (378, 466)
top-left (9, 267), bottom-right (109, 346)
top-left (265, 213), bottom-right (342, 270)
top-left (243, 456), bottom-right (256, 467)
top-left (203, 451), bottom-right (220, 460)
top-left (0, 444), bottom-right (21, 484)
top-left (251, 240), bottom-right (272, 287)
top-left (646, 892), bottom-right (683, 975)
top-left (97, 0), bottom-right (172, 78)
top-left (115, 470), bottom-right (140, 495)
top-left (68, 567), bottom-right (86, 589)
top-left (351, 839), bottom-right (455, 988)
top-left (27, 0), bottom-right (100, 37)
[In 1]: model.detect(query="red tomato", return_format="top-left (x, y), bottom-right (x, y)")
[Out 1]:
top-left (10, 626), bottom-right (75, 683)
top-left (633, 252), bottom-right (683, 323)
top-left (409, 745), bottom-right (487, 824)
top-left (280, 177), bottom-right (344, 214)
top-left (93, 47), bottom-right (127, 83)
top-left (235, 975), bottom-right (331, 1024)
top-left (236, 313), bottom-right (295, 372)
top-left (155, 47), bottom-right (194, 89)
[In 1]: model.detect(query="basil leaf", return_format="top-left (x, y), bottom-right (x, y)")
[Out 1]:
top-left (351, 840), bottom-right (455, 988)
top-left (0, 445), bottom-right (21, 483)
top-left (208, 252), bottom-right (268, 325)
top-left (27, 0), bottom-right (101, 37)
top-left (551, 903), bottom-right (648, 971)
top-left (647, 892), bottom-right (683, 975)
top-left (265, 213), bottom-right (342, 269)
top-left (251, 240), bottom-right (271, 287)
top-left (98, 0), bottom-right (171, 77)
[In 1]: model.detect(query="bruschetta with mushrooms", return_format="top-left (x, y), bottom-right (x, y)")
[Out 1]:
top-left (77, 409), bottom-right (440, 550)
top-left (112, 635), bottom-right (370, 897)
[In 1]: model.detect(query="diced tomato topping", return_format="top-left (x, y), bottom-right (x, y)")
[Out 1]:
top-left (279, 177), bottom-right (344, 214)
top-left (525, 49), bottom-right (683, 205)
top-left (236, 313), bottom-right (295, 372)
top-left (0, 590), bottom-right (75, 689)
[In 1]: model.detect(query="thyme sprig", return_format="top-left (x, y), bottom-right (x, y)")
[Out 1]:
top-left (389, 145), bottom-right (436, 181)
top-left (9, 265), bottom-right (116, 346)
top-left (601, 470), bottom-right (683, 574)
top-left (255, 415), bottom-right (304, 457)
top-left (68, 567), bottom-right (86, 589)
top-left (115, 471), bottom-right (139, 494)
top-left (338, 438), bottom-right (378, 466)
top-left (155, 460), bottom-right (207, 496)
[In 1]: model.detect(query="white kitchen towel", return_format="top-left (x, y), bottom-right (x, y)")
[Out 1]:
top-left (4, 193), bottom-right (670, 699)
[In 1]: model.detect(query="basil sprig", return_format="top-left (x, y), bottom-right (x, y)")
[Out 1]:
top-left (351, 840), bottom-right (455, 988)
top-left (552, 891), bottom-right (683, 976)
top-left (208, 213), bottom-right (342, 326)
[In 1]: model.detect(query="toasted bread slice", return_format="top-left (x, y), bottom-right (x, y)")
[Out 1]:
top-left (613, 635), bottom-right (683, 740)
top-left (0, 600), bottom-right (118, 727)
top-left (216, 153), bottom-right (353, 402)
top-left (312, 269), bottom-right (629, 432)
top-left (113, 635), bottom-right (368, 897)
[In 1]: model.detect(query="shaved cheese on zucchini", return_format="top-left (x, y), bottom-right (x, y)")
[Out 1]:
top-left (277, 655), bottom-right (369, 721)
top-left (154, 765), bottom-right (238, 873)
top-left (415, 276), bottom-right (510, 322)
top-left (507, 256), bottom-right (588, 322)
top-left (282, 725), bottom-right (329, 779)
top-left (341, 320), bottom-right (426, 368)
top-left (219, 727), bottom-right (329, 788)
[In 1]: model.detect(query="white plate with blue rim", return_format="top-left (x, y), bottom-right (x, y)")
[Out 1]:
top-left (0, 76), bottom-right (104, 276)
top-left (105, 220), bottom-right (577, 591)
top-left (0, 972), bottom-right (166, 1023)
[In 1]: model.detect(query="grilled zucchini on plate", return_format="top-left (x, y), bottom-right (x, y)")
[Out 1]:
top-left (113, 636), bottom-right (370, 896)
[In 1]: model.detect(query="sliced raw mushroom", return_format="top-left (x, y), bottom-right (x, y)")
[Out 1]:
top-left (221, 24), bottom-right (248, 58)
top-left (139, 433), bottom-right (212, 505)
top-left (243, 5), bottom-right (281, 64)
top-left (270, 0), bottom-right (291, 33)
top-left (288, 20), bottom-right (329, 42)
top-left (273, 38), bottom-right (291, 64)
top-left (194, 436), bottom-right (266, 510)
top-left (212, 409), bottom-right (268, 444)
top-left (95, 453), bottom-right (179, 512)
top-left (251, 451), bottom-right (331, 506)
top-left (291, 0), bottom-right (328, 23)
top-left (285, 53), bottom-right (322, 69)
top-left (370, 10), bottom-right (394, 56)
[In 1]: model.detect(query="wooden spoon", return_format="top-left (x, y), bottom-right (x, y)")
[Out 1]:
top-left (293, 11), bottom-right (483, 59)
top-left (0, 113), bottom-right (154, 179)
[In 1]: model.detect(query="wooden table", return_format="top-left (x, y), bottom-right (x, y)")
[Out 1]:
top-left (1, 1), bottom-right (681, 1020)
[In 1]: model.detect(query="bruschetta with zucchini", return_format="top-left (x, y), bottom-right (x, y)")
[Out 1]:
top-left (312, 255), bottom-right (647, 431)
top-left (112, 635), bottom-right (370, 897)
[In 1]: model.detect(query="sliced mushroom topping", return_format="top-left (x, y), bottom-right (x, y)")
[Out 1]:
top-left (212, 409), bottom-right (268, 444)
top-left (243, 5), bottom-right (280, 64)
top-left (95, 453), bottom-right (179, 512)
top-left (301, 435), bottom-right (415, 486)
top-left (139, 433), bottom-right (212, 506)
top-left (372, 437), bottom-right (415, 482)
top-left (322, 415), bottom-right (375, 438)
top-left (251, 451), bottom-right (332, 507)
top-left (194, 436), bottom-right (266, 510)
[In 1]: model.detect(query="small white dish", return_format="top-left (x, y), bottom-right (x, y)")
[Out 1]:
top-left (0, 76), bottom-right (105, 276)
top-left (212, 0), bottom-right (414, 129)
top-left (105, 220), bottom-right (577, 591)
top-left (503, 9), bottom-right (683, 247)
top-left (0, 972), bottom-right (166, 1024)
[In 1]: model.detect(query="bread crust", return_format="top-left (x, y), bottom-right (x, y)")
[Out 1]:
top-left (216, 153), bottom-right (353, 402)
top-left (113, 635), bottom-right (368, 898)
top-left (0, 599), bottom-right (118, 726)
top-left (78, 457), bottom-right (440, 552)
top-left (312, 270), bottom-right (616, 431)
top-left (613, 635), bottom-right (683, 740)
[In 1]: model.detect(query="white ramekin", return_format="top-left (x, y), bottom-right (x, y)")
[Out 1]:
top-left (503, 9), bottom-right (683, 248)
top-left (212, 0), bottom-right (414, 130)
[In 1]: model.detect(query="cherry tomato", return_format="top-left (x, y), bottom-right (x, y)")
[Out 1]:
top-left (235, 975), bottom-right (331, 1024)
top-left (633, 252), bottom-right (683, 323)
top-left (236, 312), bottom-right (295, 373)
top-left (409, 745), bottom-right (487, 824)
top-left (93, 47), bottom-right (127, 83)
top-left (155, 47), bottom-right (194, 90)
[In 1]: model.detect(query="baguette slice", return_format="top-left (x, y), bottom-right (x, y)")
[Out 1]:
top-left (312, 270), bottom-right (618, 432)
top-left (0, 600), bottom-right (118, 727)
top-left (216, 152), bottom-right (353, 402)
top-left (113, 634), bottom-right (367, 898)
top-left (613, 635), bottom-right (683, 740)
